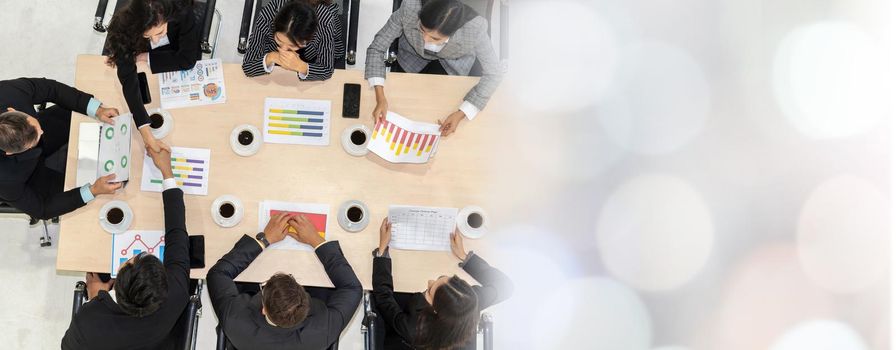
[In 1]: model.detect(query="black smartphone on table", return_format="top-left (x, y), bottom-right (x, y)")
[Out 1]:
top-left (342, 83), bottom-right (361, 118)
top-left (138, 72), bottom-right (151, 104)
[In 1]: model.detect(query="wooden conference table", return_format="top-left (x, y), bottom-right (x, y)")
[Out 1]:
top-left (57, 55), bottom-right (504, 292)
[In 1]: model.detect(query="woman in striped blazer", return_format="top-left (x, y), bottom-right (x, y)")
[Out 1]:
top-left (366, 0), bottom-right (502, 136)
top-left (242, 0), bottom-right (344, 81)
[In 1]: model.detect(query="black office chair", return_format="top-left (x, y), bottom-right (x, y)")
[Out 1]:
top-left (386, 0), bottom-right (509, 72)
top-left (93, 0), bottom-right (221, 56)
top-left (71, 279), bottom-right (205, 349)
top-left (237, 0), bottom-right (360, 67)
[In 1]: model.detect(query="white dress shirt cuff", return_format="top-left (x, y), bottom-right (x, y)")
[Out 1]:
top-left (459, 101), bottom-right (481, 120)
top-left (263, 57), bottom-right (275, 73)
top-left (297, 69), bottom-right (309, 80)
top-left (79, 184), bottom-right (95, 203)
top-left (86, 98), bottom-right (102, 119)
top-left (161, 178), bottom-right (178, 191)
top-left (314, 240), bottom-right (330, 250)
top-left (368, 77), bottom-right (385, 88)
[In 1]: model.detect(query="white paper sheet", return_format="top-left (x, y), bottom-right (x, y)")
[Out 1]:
top-left (388, 205), bottom-right (458, 251)
top-left (262, 98), bottom-right (331, 146)
top-left (140, 147), bottom-right (211, 196)
top-left (159, 58), bottom-right (227, 109)
top-left (258, 200), bottom-right (330, 251)
top-left (367, 112), bottom-right (441, 164)
top-left (110, 230), bottom-right (165, 277)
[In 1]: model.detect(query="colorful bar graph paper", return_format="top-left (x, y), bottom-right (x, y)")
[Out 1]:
top-left (264, 98), bottom-right (331, 146)
top-left (367, 112), bottom-right (441, 164)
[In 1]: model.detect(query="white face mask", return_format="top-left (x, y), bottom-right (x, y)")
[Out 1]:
top-left (424, 38), bottom-right (449, 53)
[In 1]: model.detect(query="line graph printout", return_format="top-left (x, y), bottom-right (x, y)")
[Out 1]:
top-left (388, 205), bottom-right (458, 251)
top-left (110, 230), bottom-right (165, 277)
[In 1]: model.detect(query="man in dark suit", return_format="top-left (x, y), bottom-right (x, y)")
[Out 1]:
top-left (0, 77), bottom-right (122, 220)
top-left (208, 213), bottom-right (363, 350)
top-left (62, 147), bottom-right (192, 350)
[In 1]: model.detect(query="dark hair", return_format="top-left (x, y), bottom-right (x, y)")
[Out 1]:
top-left (0, 111), bottom-right (38, 154)
top-left (415, 276), bottom-right (480, 349)
top-left (105, 0), bottom-right (189, 63)
top-left (114, 254), bottom-right (168, 317)
top-left (419, 0), bottom-right (476, 36)
top-left (262, 273), bottom-right (311, 328)
top-left (272, 1), bottom-right (321, 46)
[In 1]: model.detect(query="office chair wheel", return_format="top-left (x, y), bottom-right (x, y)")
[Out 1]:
top-left (51, 217), bottom-right (60, 224)
top-left (40, 237), bottom-right (52, 247)
top-left (29, 218), bottom-right (41, 227)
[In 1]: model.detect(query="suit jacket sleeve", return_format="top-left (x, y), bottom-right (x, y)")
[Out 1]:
top-left (315, 241), bottom-right (363, 345)
top-left (463, 21), bottom-right (503, 111)
top-left (462, 253), bottom-right (514, 310)
top-left (372, 255), bottom-right (414, 342)
top-left (364, 1), bottom-right (409, 80)
top-left (162, 188), bottom-right (190, 295)
top-left (0, 182), bottom-right (85, 220)
top-left (115, 58), bottom-right (149, 128)
top-left (4, 77), bottom-right (93, 114)
top-left (207, 234), bottom-right (263, 321)
top-left (148, 9), bottom-right (201, 73)
top-left (302, 8), bottom-right (339, 81)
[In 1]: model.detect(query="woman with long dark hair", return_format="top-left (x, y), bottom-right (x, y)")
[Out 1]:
top-left (241, 0), bottom-right (344, 81)
top-left (365, 0), bottom-right (502, 137)
top-left (105, 0), bottom-right (201, 152)
top-left (372, 218), bottom-right (513, 349)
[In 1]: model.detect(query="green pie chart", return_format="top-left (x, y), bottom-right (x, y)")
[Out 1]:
top-left (105, 127), bottom-right (114, 140)
top-left (104, 160), bottom-right (114, 172)
top-left (120, 123), bottom-right (128, 135)
top-left (120, 156), bottom-right (128, 168)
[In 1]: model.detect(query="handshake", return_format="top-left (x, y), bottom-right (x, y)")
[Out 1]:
top-left (261, 212), bottom-right (325, 247)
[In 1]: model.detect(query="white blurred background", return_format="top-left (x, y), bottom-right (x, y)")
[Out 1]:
top-left (486, 0), bottom-right (893, 349)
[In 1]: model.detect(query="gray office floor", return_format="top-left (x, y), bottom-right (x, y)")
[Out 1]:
top-left (0, 0), bottom-right (396, 348)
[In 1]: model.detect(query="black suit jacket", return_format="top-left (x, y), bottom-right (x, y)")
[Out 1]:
top-left (62, 188), bottom-right (192, 350)
top-left (372, 253), bottom-right (513, 349)
top-left (0, 78), bottom-right (93, 219)
top-left (208, 236), bottom-right (363, 350)
top-left (115, 4), bottom-right (201, 128)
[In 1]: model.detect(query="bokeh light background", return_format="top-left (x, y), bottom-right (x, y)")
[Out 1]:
top-left (483, 0), bottom-right (894, 349)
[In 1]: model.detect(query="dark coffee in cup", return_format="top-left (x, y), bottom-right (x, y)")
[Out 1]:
top-left (107, 207), bottom-right (124, 225)
top-left (347, 206), bottom-right (363, 222)
top-left (219, 202), bottom-right (235, 218)
top-left (149, 113), bottom-right (164, 129)
top-left (467, 213), bottom-right (483, 229)
top-left (238, 130), bottom-right (254, 146)
top-left (350, 130), bottom-right (367, 146)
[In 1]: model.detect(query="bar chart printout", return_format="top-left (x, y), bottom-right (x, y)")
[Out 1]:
top-left (263, 98), bottom-right (331, 146)
top-left (110, 230), bottom-right (165, 277)
top-left (258, 200), bottom-right (330, 251)
top-left (388, 205), bottom-right (458, 251)
top-left (140, 147), bottom-right (212, 196)
top-left (367, 112), bottom-right (441, 164)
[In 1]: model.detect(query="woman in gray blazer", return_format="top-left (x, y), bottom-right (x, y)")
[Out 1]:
top-left (365, 0), bottom-right (502, 136)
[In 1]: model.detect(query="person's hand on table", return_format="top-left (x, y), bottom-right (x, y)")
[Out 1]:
top-left (372, 96), bottom-right (388, 124)
top-left (450, 229), bottom-right (468, 261)
top-left (263, 212), bottom-right (291, 245)
top-left (277, 51), bottom-right (309, 74)
top-left (378, 217), bottom-right (392, 255)
top-left (136, 52), bottom-right (149, 64)
top-left (90, 174), bottom-right (123, 196)
top-left (95, 105), bottom-right (120, 125)
top-left (146, 145), bottom-right (173, 179)
top-left (86, 272), bottom-right (113, 300)
top-left (438, 110), bottom-right (465, 136)
top-left (264, 52), bottom-right (281, 69)
top-left (289, 214), bottom-right (325, 248)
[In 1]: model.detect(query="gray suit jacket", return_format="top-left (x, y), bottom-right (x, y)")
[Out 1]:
top-left (365, 0), bottom-right (502, 111)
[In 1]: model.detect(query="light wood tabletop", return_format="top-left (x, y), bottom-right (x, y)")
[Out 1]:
top-left (58, 55), bottom-right (508, 293)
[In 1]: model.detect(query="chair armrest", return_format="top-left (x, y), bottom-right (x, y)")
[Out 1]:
top-left (200, 0), bottom-right (217, 54)
top-left (93, 0), bottom-right (110, 32)
top-left (499, 0), bottom-right (508, 61)
top-left (480, 312), bottom-right (494, 350)
top-left (238, 0), bottom-right (256, 54)
top-left (216, 326), bottom-right (227, 350)
top-left (345, 0), bottom-right (360, 65)
top-left (362, 292), bottom-right (378, 350)
top-left (182, 279), bottom-right (204, 350)
top-left (72, 281), bottom-right (87, 316)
